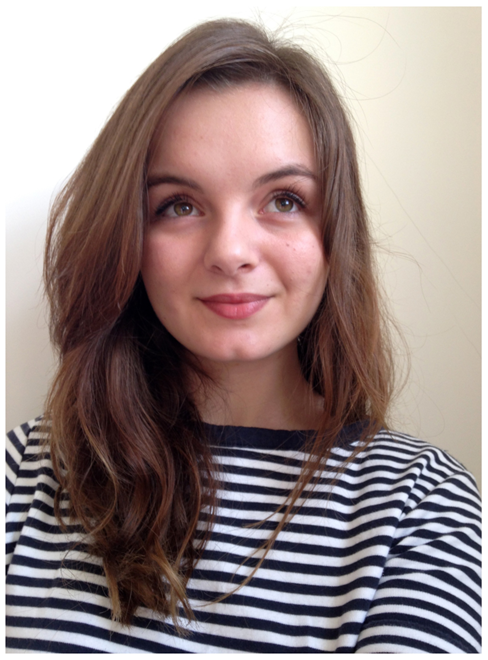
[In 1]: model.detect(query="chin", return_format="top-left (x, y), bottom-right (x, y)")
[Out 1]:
top-left (197, 348), bottom-right (267, 364)
top-left (188, 337), bottom-right (292, 366)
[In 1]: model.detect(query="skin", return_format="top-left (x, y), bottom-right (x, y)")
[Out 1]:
top-left (142, 83), bottom-right (328, 429)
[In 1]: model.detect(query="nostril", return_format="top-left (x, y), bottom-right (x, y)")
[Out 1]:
top-left (203, 235), bottom-right (259, 275)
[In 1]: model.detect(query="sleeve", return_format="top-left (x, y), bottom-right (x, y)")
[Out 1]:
top-left (355, 458), bottom-right (481, 653)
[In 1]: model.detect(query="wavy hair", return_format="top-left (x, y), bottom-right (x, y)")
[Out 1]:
top-left (44, 18), bottom-right (395, 628)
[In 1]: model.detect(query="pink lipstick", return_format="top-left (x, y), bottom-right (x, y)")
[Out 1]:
top-left (199, 293), bottom-right (270, 319)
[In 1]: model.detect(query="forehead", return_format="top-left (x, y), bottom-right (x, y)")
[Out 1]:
top-left (149, 83), bottom-right (315, 172)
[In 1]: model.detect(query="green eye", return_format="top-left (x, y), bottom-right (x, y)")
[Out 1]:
top-left (174, 202), bottom-right (194, 216)
top-left (274, 197), bottom-right (295, 212)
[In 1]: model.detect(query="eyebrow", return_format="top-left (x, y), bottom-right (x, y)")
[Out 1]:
top-left (252, 165), bottom-right (317, 189)
top-left (146, 174), bottom-right (203, 191)
top-left (146, 165), bottom-right (317, 191)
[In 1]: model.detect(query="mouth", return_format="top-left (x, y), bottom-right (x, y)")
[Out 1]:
top-left (198, 293), bottom-right (271, 319)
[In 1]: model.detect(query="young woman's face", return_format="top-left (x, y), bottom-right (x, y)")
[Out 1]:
top-left (142, 83), bottom-right (328, 368)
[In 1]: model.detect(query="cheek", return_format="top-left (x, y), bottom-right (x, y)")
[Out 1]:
top-left (141, 238), bottom-right (164, 284)
top-left (140, 238), bottom-right (183, 317)
top-left (282, 236), bottom-right (328, 294)
top-left (141, 234), bottom-right (186, 289)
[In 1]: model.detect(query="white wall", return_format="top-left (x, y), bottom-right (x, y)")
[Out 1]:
top-left (5, 4), bottom-right (481, 488)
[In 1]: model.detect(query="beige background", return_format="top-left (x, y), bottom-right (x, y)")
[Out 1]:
top-left (5, 5), bottom-right (481, 489)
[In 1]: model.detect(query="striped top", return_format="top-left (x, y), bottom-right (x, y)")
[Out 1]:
top-left (6, 418), bottom-right (481, 653)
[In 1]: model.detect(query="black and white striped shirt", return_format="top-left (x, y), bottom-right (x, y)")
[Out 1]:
top-left (6, 418), bottom-right (481, 653)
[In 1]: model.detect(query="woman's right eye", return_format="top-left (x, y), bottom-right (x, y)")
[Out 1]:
top-left (155, 197), bottom-right (200, 218)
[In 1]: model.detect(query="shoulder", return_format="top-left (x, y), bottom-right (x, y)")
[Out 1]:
top-left (361, 427), bottom-right (470, 466)
top-left (6, 417), bottom-right (60, 569)
top-left (6, 416), bottom-right (55, 507)
top-left (356, 428), bottom-right (479, 493)
top-left (340, 427), bottom-right (481, 537)
top-left (7, 416), bottom-right (50, 457)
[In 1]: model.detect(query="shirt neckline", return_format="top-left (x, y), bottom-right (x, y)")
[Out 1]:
top-left (203, 420), bottom-right (368, 451)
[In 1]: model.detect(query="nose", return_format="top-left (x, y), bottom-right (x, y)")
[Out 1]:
top-left (203, 210), bottom-right (259, 276)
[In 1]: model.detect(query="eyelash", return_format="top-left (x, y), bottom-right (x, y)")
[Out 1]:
top-left (153, 186), bottom-right (307, 218)
top-left (267, 187), bottom-right (306, 211)
top-left (154, 193), bottom-right (194, 217)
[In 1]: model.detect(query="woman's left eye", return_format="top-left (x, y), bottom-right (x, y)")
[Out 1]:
top-left (262, 193), bottom-right (305, 214)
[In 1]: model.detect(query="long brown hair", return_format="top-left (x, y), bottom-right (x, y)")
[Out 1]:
top-left (44, 18), bottom-right (395, 628)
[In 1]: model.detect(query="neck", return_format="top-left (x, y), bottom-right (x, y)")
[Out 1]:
top-left (189, 343), bottom-right (323, 431)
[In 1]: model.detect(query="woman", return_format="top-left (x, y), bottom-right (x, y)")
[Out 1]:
top-left (6, 18), bottom-right (481, 653)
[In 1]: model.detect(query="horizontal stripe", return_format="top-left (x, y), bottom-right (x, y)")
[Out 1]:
top-left (5, 419), bottom-right (481, 653)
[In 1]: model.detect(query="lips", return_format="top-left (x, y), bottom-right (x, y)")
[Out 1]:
top-left (198, 293), bottom-right (270, 319)
top-left (200, 293), bottom-right (269, 304)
